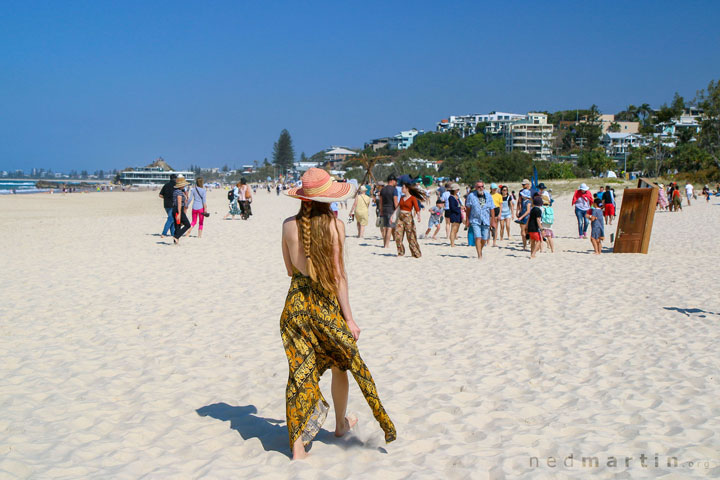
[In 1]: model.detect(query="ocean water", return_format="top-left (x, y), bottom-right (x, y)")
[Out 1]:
top-left (0, 180), bottom-right (38, 191)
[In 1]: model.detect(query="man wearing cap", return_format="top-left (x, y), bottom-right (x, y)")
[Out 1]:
top-left (516, 178), bottom-right (531, 218)
top-left (378, 174), bottom-right (399, 248)
top-left (464, 180), bottom-right (495, 259)
top-left (159, 173), bottom-right (177, 237)
top-left (489, 183), bottom-right (502, 247)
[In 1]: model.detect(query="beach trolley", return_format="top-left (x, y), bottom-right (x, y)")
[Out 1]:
top-left (613, 178), bottom-right (658, 254)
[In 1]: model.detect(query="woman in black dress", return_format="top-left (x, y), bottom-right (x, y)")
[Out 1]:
top-left (447, 183), bottom-right (463, 247)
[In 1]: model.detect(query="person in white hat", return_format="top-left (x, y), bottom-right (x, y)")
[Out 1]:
top-left (447, 183), bottom-right (463, 247)
top-left (280, 168), bottom-right (396, 460)
top-left (571, 183), bottom-right (594, 238)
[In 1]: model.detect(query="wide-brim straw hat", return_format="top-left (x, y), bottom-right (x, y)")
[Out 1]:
top-left (449, 183), bottom-right (461, 191)
top-left (175, 177), bottom-right (189, 188)
top-left (285, 167), bottom-right (356, 203)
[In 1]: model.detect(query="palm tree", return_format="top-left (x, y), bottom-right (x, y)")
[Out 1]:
top-left (617, 104), bottom-right (639, 122)
top-left (627, 104), bottom-right (638, 121)
top-left (638, 103), bottom-right (652, 126)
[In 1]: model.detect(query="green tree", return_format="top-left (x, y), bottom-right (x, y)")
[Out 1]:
top-left (637, 103), bottom-right (652, 126)
top-left (272, 129), bottom-right (295, 175)
top-left (650, 136), bottom-right (671, 177)
top-left (608, 122), bottom-right (621, 133)
top-left (670, 143), bottom-right (711, 172)
top-left (577, 150), bottom-right (616, 175)
top-left (538, 161), bottom-right (575, 179)
top-left (574, 122), bottom-right (602, 151)
top-left (676, 127), bottom-right (695, 145)
top-left (655, 103), bottom-right (675, 124)
top-left (697, 79), bottom-right (720, 170)
top-left (616, 104), bottom-right (639, 122)
top-left (586, 104), bottom-right (601, 123)
top-left (670, 92), bottom-right (685, 117)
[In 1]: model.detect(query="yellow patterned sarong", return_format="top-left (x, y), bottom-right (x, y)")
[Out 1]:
top-left (280, 271), bottom-right (397, 449)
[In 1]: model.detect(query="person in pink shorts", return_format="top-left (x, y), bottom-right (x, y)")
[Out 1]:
top-left (187, 177), bottom-right (208, 238)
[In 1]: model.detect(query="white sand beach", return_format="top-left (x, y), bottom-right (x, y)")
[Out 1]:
top-left (1, 187), bottom-right (719, 479)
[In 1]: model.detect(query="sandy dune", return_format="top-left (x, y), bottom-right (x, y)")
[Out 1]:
top-left (1, 187), bottom-right (718, 479)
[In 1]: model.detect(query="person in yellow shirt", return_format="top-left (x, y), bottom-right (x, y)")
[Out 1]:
top-left (490, 183), bottom-right (503, 247)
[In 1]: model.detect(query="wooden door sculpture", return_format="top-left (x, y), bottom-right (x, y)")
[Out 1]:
top-left (613, 179), bottom-right (658, 254)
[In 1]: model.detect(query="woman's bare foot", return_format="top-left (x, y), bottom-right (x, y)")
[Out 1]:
top-left (335, 415), bottom-right (358, 437)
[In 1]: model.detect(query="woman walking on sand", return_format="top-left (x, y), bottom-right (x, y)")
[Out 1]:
top-left (237, 178), bottom-right (253, 220)
top-left (280, 168), bottom-right (396, 460)
top-left (172, 175), bottom-right (192, 245)
top-left (224, 182), bottom-right (242, 220)
top-left (394, 182), bottom-right (426, 257)
top-left (498, 185), bottom-right (514, 241)
top-left (515, 189), bottom-right (531, 250)
top-left (571, 183), bottom-right (593, 238)
top-left (186, 177), bottom-right (208, 238)
top-left (349, 184), bottom-right (371, 238)
top-left (447, 183), bottom-right (463, 247)
top-left (657, 183), bottom-right (668, 210)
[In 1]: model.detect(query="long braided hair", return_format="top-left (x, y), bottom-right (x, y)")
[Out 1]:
top-left (296, 200), bottom-right (345, 293)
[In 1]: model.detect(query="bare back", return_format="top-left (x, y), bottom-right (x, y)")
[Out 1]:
top-left (281, 215), bottom-right (344, 277)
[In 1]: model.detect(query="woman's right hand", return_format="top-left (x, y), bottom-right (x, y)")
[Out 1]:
top-left (346, 319), bottom-right (361, 341)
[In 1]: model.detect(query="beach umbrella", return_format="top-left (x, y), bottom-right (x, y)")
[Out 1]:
top-left (530, 166), bottom-right (540, 195)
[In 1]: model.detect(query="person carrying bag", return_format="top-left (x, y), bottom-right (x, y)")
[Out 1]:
top-left (187, 178), bottom-right (209, 238)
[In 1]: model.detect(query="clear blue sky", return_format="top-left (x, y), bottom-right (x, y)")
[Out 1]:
top-left (1, 0), bottom-right (719, 172)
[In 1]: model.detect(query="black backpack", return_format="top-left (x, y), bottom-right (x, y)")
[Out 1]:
top-left (227, 189), bottom-right (234, 201)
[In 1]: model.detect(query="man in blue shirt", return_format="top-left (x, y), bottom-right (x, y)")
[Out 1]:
top-left (464, 180), bottom-right (495, 259)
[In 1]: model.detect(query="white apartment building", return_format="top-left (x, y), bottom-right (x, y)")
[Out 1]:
top-left (506, 113), bottom-right (554, 161)
top-left (396, 128), bottom-right (423, 149)
top-left (601, 132), bottom-right (647, 156)
top-left (436, 111), bottom-right (554, 159)
top-left (437, 112), bottom-right (524, 136)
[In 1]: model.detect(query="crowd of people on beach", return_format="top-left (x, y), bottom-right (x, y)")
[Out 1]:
top-left (157, 170), bottom-right (719, 255)
top-left (655, 180), bottom-right (714, 211)
top-left (340, 175), bottom-right (565, 259)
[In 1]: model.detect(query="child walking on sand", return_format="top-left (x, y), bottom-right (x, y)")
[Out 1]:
top-left (528, 196), bottom-right (544, 259)
top-left (423, 199), bottom-right (444, 239)
top-left (541, 197), bottom-right (555, 253)
top-left (586, 198), bottom-right (605, 254)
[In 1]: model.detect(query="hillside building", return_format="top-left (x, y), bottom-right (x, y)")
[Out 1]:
top-left (506, 113), bottom-right (554, 160)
